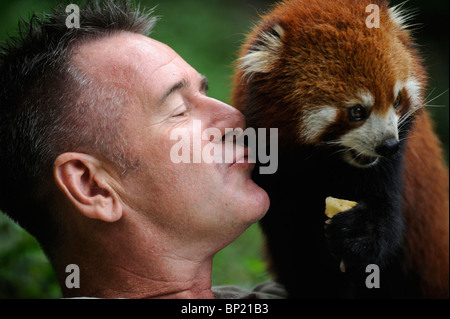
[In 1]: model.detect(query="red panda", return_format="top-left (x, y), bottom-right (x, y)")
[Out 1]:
top-left (232, 0), bottom-right (449, 298)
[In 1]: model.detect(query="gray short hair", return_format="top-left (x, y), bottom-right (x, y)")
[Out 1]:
top-left (0, 0), bottom-right (157, 251)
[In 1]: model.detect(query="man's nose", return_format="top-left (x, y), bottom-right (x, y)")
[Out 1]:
top-left (375, 136), bottom-right (400, 158)
top-left (203, 97), bottom-right (246, 132)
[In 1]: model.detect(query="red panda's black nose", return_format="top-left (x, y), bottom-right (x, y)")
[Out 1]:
top-left (375, 137), bottom-right (400, 158)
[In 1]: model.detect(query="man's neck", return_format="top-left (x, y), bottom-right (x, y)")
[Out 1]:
top-left (58, 251), bottom-right (215, 299)
top-left (55, 219), bottom-right (217, 299)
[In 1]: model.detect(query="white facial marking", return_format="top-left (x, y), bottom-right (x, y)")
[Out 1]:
top-left (385, 107), bottom-right (400, 140)
top-left (394, 80), bottom-right (403, 100)
top-left (404, 77), bottom-right (421, 110)
top-left (359, 91), bottom-right (375, 107)
top-left (397, 77), bottom-right (423, 127)
top-left (344, 90), bottom-right (374, 109)
top-left (340, 107), bottom-right (399, 166)
top-left (300, 106), bottom-right (337, 143)
top-left (341, 114), bottom-right (384, 157)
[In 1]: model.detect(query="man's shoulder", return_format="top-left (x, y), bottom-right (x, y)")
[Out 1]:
top-left (212, 281), bottom-right (287, 299)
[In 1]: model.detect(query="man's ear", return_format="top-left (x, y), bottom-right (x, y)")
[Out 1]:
top-left (53, 152), bottom-right (123, 222)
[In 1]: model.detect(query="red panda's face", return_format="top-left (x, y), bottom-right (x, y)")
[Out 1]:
top-left (236, 0), bottom-right (426, 168)
top-left (322, 80), bottom-right (420, 167)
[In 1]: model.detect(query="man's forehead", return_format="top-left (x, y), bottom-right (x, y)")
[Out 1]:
top-left (72, 32), bottom-right (177, 87)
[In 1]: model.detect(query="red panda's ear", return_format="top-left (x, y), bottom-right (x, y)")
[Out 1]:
top-left (238, 22), bottom-right (285, 80)
top-left (387, 2), bottom-right (417, 49)
top-left (388, 2), bottom-right (417, 31)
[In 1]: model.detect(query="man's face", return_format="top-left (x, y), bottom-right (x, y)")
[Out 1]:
top-left (75, 33), bottom-right (269, 255)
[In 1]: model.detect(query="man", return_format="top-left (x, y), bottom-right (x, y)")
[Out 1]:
top-left (0, 1), bottom-right (284, 298)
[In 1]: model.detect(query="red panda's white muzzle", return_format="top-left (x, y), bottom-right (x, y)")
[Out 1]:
top-left (340, 107), bottom-right (400, 168)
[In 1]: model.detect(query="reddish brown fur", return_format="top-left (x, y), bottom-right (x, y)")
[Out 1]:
top-left (233, 0), bottom-right (449, 298)
top-left (234, 0), bottom-right (420, 144)
top-left (402, 110), bottom-right (449, 298)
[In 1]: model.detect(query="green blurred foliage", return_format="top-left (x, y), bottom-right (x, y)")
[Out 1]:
top-left (0, 0), bottom-right (448, 298)
top-left (0, 214), bottom-right (60, 298)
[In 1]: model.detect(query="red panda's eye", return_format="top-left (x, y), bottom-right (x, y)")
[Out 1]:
top-left (349, 105), bottom-right (367, 122)
top-left (394, 94), bottom-right (402, 109)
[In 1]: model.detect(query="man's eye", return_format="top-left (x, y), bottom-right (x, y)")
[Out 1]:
top-left (173, 109), bottom-right (187, 117)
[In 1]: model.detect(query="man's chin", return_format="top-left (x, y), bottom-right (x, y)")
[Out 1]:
top-left (242, 180), bottom-right (270, 222)
top-left (223, 168), bottom-right (270, 222)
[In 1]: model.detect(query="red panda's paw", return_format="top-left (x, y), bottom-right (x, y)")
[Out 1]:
top-left (324, 201), bottom-right (403, 272)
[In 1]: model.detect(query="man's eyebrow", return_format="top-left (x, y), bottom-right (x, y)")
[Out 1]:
top-left (159, 79), bottom-right (187, 105)
top-left (159, 75), bottom-right (209, 105)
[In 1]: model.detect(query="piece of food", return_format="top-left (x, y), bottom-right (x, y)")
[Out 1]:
top-left (324, 196), bottom-right (358, 218)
